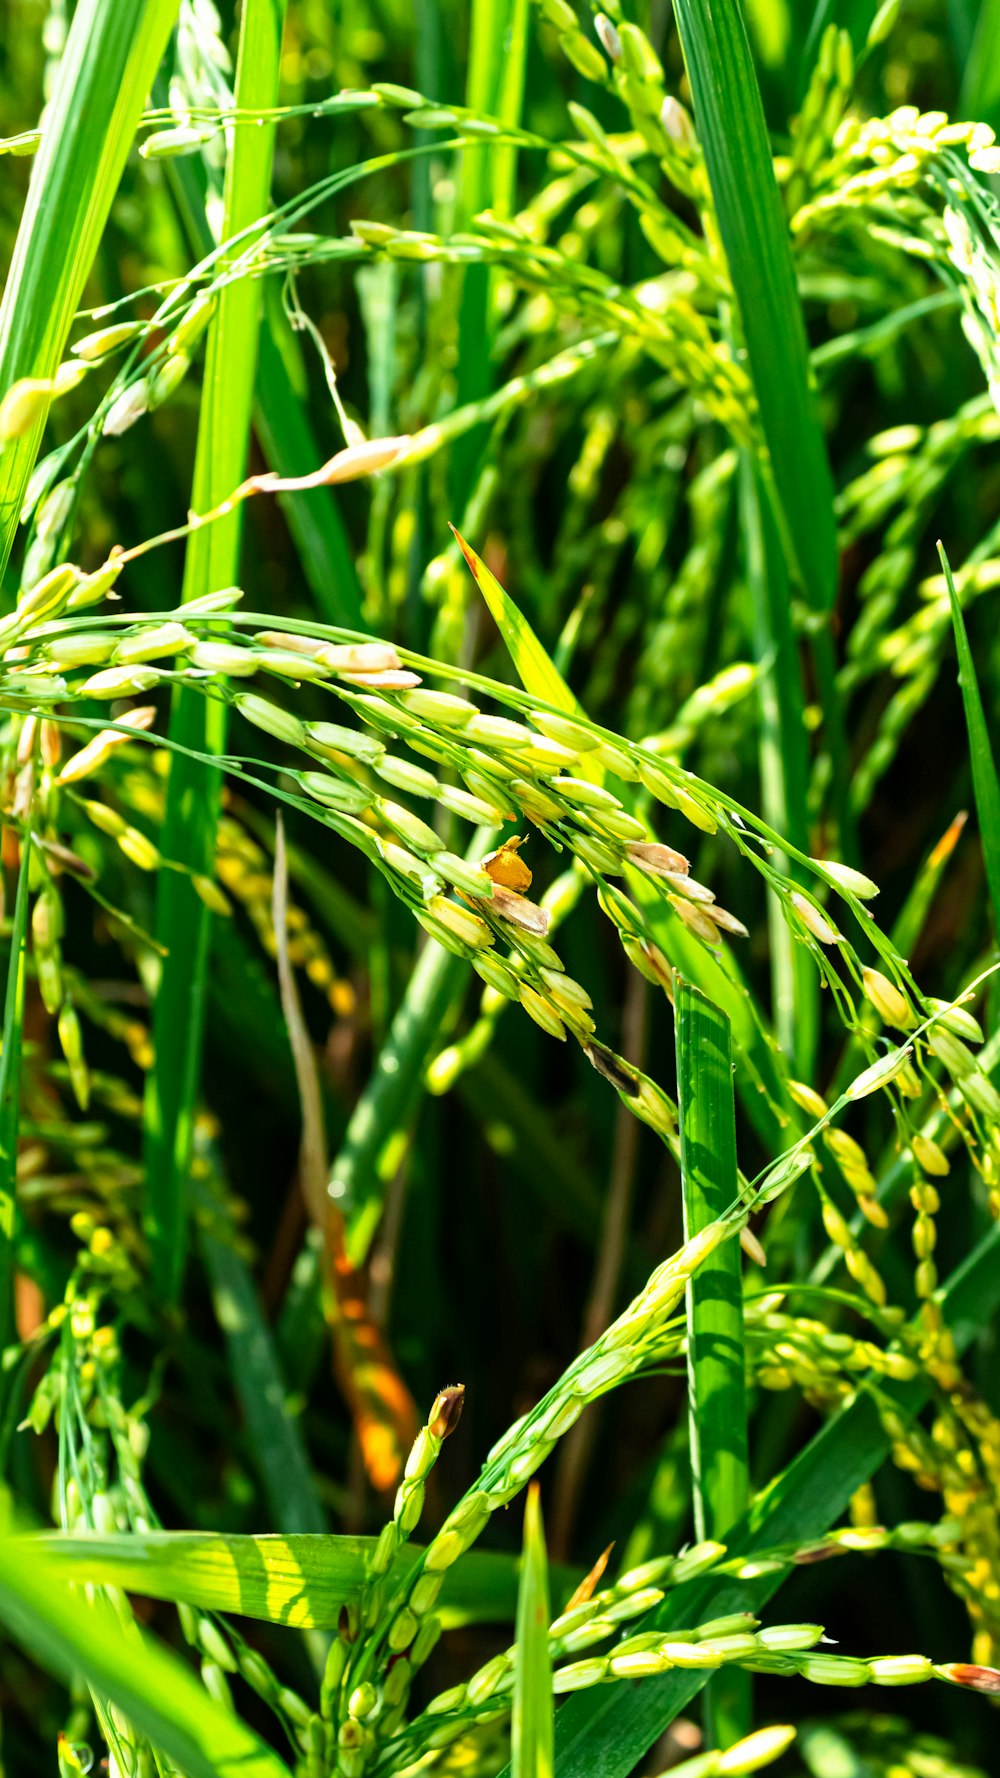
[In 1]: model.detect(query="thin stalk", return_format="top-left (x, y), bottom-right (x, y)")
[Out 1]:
top-left (675, 979), bottom-right (750, 1746)
top-left (143, 0), bottom-right (288, 1301)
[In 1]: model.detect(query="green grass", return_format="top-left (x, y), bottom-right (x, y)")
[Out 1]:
top-left (0, 0), bottom-right (178, 582)
top-left (675, 979), bottom-right (749, 1746)
top-left (2, 3), bottom-right (1000, 1777)
top-left (143, 0), bottom-right (288, 1303)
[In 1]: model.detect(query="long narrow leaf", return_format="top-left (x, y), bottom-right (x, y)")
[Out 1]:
top-left (144, 0), bottom-right (287, 1301)
top-left (674, 0), bottom-right (857, 859)
top-left (452, 528), bottom-right (580, 714)
top-left (512, 1486), bottom-right (554, 1778)
top-left (0, 1536), bottom-right (291, 1778)
top-left (199, 1216), bottom-right (327, 1537)
top-left (675, 979), bottom-right (749, 1745)
top-left (255, 322), bottom-right (366, 627)
top-left (30, 1530), bottom-right (577, 1629)
top-left (451, 0), bottom-right (529, 507)
top-left (960, 0), bottom-right (1000, 126)
top-left (739, 455), bottom-right (816, 1076)
top-left (0, 0), bottom-right (179, 578)
top-left (673, 0), bottom-right (836, 612)
top-left (939, 541), bottom-right (1000, 933)
top-left (160, 124), bottom-right (365, 629)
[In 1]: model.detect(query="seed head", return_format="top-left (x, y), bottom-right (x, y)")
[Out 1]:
top-left (584, 1041), bottom-right (639, 1095)
top-left (660, 96), bottom-right (697, 146)
top-left (627, 840), bottom-right (690, 876)
top-left (815, 858), bottom-right (880, 899)
top-left (482, 835), bottom-right (532, 891)
top-left (845, 1046), bottom-right (913, 1100)
top-left (71, 322), bottom-right (145, 365)
top-left (862, 966), bottom-right (916, 1029)
top-left (940, 1661), bottom-right (1000, 1693)
top-left (927, 996), bottom-right (984, 1043)
top-left (594, 13), bottom-right (622, 60)
top-left (80, 665), bottom-right (161, 699)
top-left (429, 1384), bottom-right (465, 1441)
top-left (716, 1725), bottom-right (797, 1773)
top-left (103, 382), bottom-right (150, 437)
top-left (912, 1133), bottom-right (950, 1175)
top-left (791, 893), bottom-right (842, 945)
top-left (489, 885), bottom-right (550, 934)
top-left (787, 1079), bottom-right (828, 1119)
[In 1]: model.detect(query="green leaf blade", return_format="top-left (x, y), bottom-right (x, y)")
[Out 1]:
top-left (452, 527), bottom-right (580, 715)
top-left (675, 978), bottom-right (750, 1744)
top-left (513, 1486), bottom-right (554, 1778)
top-left (0, 1536), bottom-right (291, 1778)
top-left (673, 0), bottom-right (836, 611)
top-left (144, 0), bottom-right (288, 1302)
top-left (0, 0), bottom-right (179, 582)
top-left (939, 542), bottom-right (1000, 935)
top-left (29, 1530), bottom-right (577, 1630)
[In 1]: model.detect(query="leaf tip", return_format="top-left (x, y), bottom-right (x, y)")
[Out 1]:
top-left (450, 524), bottom-right (481, 582)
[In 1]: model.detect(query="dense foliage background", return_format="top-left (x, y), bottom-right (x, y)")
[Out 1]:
top-left (2, 1), bottom-right (1000, 1776)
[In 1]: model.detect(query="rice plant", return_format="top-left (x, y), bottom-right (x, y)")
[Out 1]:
top-left (1, 1), bottom-right (1000, 1775)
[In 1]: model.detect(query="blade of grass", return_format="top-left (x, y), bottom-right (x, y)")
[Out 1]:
top-left (451, 0), bottom-right (529, 509)
top-left (198, 1213), bottom-right (327, 1537)
top-left (198, 1200), bottom-right (332, 1674)
top-left (31, 1531), bottom-right (579, 1629)
top-left (675, 979), bottom-right (749, 1746)
top-left (948, 0), bottom-right (980, 78)
top-left (673, 0), bottom-right (836, 611)
top-left (739, 455), bottom-right (816, 1078)
top-left (143, 0), bottom-right (287, 1303)
top-left (536, 1217), bottom-right (1000, 1778)
top-left (939, 541), bottom-right (1000, 937)
top-left (452, 528), bottom-right (579, 712)
top-left (960, 0), bottom-right (1000, 127)
top-left (0, 0), bottom-right (179, 581)
top-left (673, 0), bottom-right (855, 857)
top-left (513, 1485), bottom-right (554, 1778)
top-left (0, 1535), bottom-right (291, 1778)
top-left (0, 825), bottom-right (32, 1383)
top-left (891, 809), bottom-right (967, 961)
top-left (629, 883), bottom-right (790, 1152)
